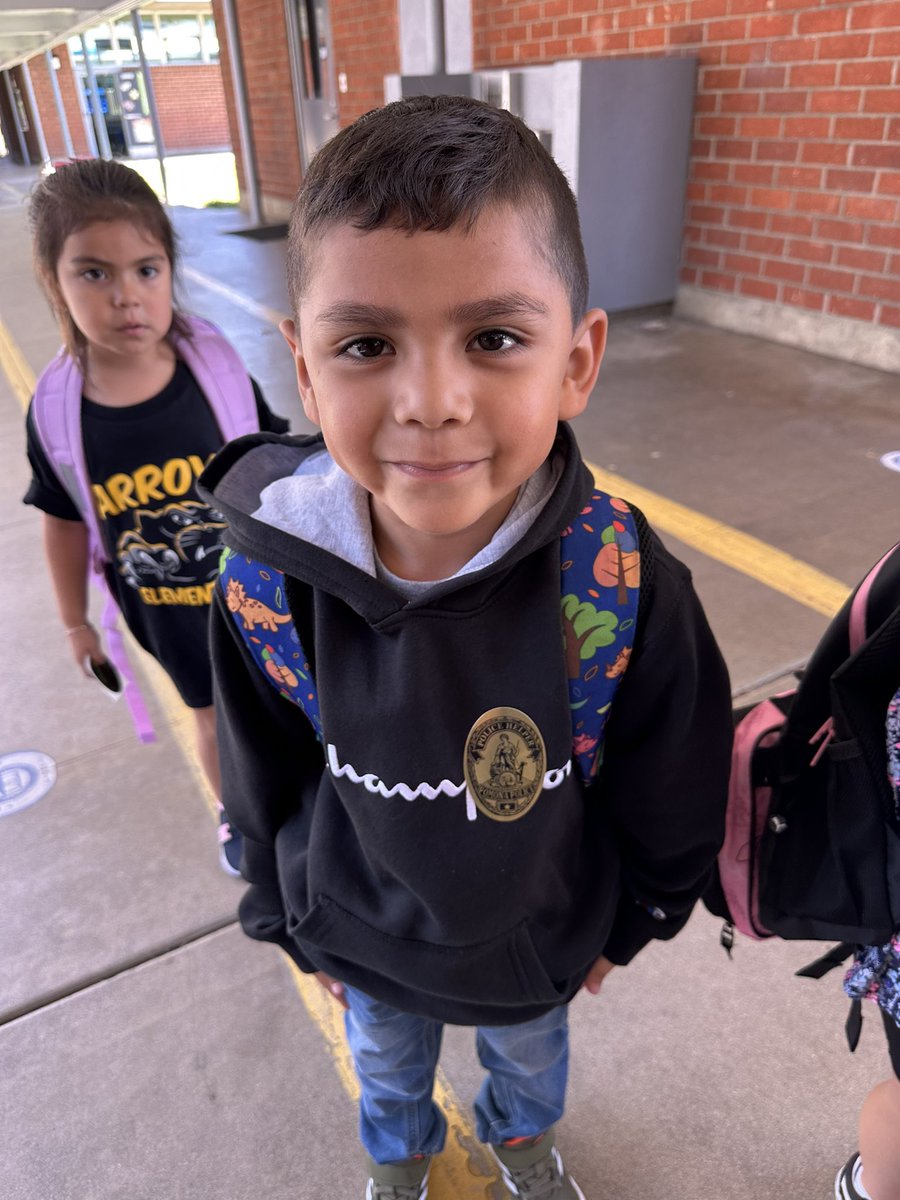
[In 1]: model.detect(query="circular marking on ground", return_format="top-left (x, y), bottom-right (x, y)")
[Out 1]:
top-left (880, 451), bottom-right (900, 474)
top-left (0, 751), bottom-right (57, 816)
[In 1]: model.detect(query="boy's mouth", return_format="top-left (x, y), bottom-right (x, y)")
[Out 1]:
top-left (391, 460), bottom-right (479, 479)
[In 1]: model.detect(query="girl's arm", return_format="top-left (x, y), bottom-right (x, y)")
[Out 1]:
top-left (42, 513), bottom-right (104, 672)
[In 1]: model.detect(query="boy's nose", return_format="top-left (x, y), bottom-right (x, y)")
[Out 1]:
top-left (393, 357), bottom-right (473, 427)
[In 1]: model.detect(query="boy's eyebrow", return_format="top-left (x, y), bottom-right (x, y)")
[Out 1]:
top-left (316, 302), bottom-right (405, 328)
top-left (448, 293), bottom-right (551, 323)
top-left (315, 293), bottom-right (550, 329)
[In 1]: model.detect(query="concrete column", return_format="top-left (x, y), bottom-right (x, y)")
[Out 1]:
top-left (130, 10), bottom-right (168, 204)
top-left (398, 0), bottom-right (444, 75)
top-left (45, 51), bottom-right (75, 159)
top-left (80, 34), bottom-right (112, 159)
top-left (219, 0), bottom-right (262, 225)
top-left (2, 71), bottom-right (31, 165)
top-left (444, 0), bottom-right (473, 74)
top-left (20, 60), bottom-right (51, 169)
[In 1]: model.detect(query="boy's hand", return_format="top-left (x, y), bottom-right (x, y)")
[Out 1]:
top-left (581, 955), bottom-right (615, 995)
top-left (314, 970), bottom-right (349, 1009)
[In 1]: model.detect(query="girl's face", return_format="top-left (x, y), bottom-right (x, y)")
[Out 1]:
top-left (55, 219), bottom-right (173, 364)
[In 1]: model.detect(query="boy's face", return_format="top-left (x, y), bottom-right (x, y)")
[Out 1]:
top-left (281, 204), bottom-right (606, 580)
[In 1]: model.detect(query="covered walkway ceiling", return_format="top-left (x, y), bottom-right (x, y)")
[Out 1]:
top-left (0, 1), bottom-right (135, 72)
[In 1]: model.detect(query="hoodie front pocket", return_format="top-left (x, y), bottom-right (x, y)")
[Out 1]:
top-left (293, 894), bottom-right (566, 1007)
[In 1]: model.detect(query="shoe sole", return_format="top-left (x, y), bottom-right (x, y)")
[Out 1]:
top-left (218, 848), bottom-right (242, 878)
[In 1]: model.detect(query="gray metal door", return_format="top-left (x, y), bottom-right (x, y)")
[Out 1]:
top-left (284, 0), bottom-right (338, 170)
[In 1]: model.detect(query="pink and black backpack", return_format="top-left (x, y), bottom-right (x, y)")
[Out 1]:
top-left (31, 316), bottom-right (260, 742)
top-left (706, 540), bottom-right (900, 955)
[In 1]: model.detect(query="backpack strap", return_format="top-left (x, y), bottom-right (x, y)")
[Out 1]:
top-left (221, 491), bottom-right (641, 783)
top-left (32, 351), bottom-right (106, 569)
top-left (172, 316), bottom-right (259, 442)
top-left (849, 540), bottom-right (900, 653)
top-left (218, 548), bottom-right (323, 741)
top-left (32, 352), bottom-right (156, 743)
top-left (560, 491), bottom-right (640, 783)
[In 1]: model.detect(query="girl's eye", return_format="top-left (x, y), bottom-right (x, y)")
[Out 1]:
top-left (81, 268), bottom-right (105, 282)
top-left (471, 329), bottom-right (520, 353)
top-left (340, 337), bottom-right (392, 360)
top-left (139, 265), bottom-right (160, 279)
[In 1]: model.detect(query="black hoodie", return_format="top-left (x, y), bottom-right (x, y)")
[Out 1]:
top-left (201, 424), bottom-right (732, 1025)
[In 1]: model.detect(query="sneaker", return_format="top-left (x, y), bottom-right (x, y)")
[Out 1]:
top-left (364, 1153), bottom-right (431, 1200)
top-left (835, 1153), bottom-right (873, 1200)
top-left (217, 806), bottom-right (242, 877)
top-left (491, 1129), bottom-right (585, 1199)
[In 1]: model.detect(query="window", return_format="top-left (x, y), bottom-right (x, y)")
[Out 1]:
top-left (159, 14), bottom-right (202, 62)
top-left (201, 14), bottom-right (219, 63)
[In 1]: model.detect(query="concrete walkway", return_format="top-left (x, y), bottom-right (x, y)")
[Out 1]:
top-left (1, 152), bottom-right (898, 1200)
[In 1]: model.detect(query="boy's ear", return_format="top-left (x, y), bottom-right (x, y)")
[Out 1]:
top-left (279, 317), bottom-right (321, 426)
top-left (558, 308), bottom-right (607, 421)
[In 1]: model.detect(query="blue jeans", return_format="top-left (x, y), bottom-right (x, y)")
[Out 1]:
top-left (343, 986), bottom-right (569, 1164)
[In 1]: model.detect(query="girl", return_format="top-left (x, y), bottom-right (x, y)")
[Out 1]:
top-left (835, 550), bottom-right (900, 1200)
top-left (23, 158), bottom-right (287, 875)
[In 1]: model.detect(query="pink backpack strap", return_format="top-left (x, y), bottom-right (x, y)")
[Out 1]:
top-left (32, 352), bottom-right (105, 570)
top-left (172, 315), bottom-right (259, 441)
top-left (32, 351), bottom-right (156, 743)
top-left (848, 541), bottom-right (900, 653)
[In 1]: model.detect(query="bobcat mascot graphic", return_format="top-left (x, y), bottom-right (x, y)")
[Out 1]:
top-left (117, 501), bottom-right (227, 590)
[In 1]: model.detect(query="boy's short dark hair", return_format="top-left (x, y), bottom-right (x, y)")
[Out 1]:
top-left (287, 94), bottom-right (589, 324)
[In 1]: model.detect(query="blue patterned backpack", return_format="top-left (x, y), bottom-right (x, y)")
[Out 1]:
top-left (218, 490), bottom-right (641, 786)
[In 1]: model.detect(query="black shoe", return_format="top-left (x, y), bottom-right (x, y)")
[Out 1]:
top-left (835, 1153), bottom-right (872, 1200)
top-left (217, 807), bottom-right (242, 877)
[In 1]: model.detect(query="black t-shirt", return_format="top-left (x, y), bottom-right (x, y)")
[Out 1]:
top-left (24, 361), bottom-right (288, 707)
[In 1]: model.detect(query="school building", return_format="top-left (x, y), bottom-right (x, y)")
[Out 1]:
top-left (1, 0), bottom-right (898, 373)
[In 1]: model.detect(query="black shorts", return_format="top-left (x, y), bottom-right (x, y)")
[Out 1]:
top-left (884, 1008), bottom-right (900, 1080)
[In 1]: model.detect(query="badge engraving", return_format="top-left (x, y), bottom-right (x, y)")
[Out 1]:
top-left (464, 707), bottom-right (546, 822)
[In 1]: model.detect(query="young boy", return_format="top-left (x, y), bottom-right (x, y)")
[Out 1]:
top-left (203, 95), bottom-right (733, 1200)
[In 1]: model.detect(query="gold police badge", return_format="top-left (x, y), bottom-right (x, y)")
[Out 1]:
top-left (464, 707), bottom-right (546, 822)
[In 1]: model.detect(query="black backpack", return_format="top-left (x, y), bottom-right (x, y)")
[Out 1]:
top-left (704, 541), bottom-right (900, 956)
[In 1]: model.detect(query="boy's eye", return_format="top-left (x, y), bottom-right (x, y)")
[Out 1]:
top-left (470, 329), bottom-right (520, 353)
top-left (340, 337), bottom-right (393, 359)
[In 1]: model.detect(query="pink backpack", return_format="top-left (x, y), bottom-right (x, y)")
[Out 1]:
top-left (710, 541), bottom-right (900, 950)
top-left (31, 316), bottom-right (260, 742)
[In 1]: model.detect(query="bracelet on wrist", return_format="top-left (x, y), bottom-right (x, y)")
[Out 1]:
top-left (64, 622), bottom-right (93, 636)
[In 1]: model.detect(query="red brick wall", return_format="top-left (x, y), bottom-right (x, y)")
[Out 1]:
top-left (24, 48), bottom-right (228, 158)
top-left (212, 0), bottom-right (398, 207)
top-left (211, 0), bottom-right (302, 205)
top-left (150, 64), bottom-right (231, 151)
top-left (473, 0), bottom-right (900, 330)
top-left (28, 46), bottom-right (92, 158)
top-left (331, 0), bottom-right (399, 125)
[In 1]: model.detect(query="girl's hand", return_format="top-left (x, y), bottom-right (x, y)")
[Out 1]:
top-left (581, 955), bottom-right (616, 995)
top-left (314, 970), bottom-right (348, 1009)
top-left (66, 623), bottom-right (105, 675)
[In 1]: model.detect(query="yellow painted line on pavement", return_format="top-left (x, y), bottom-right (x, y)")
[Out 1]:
top-left (588, 464), bottom-right (851, 618)
top-left (283, 959), bottom-right (500, 1200)
top-left (0, 316), bottom-right (36, 408)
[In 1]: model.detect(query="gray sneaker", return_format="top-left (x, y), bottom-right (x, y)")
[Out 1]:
top-left (491, 1129), bottom-right (585, 1199)
top-left (364, 1153), bottom-right (431, 1200)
